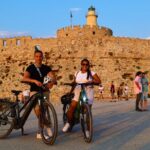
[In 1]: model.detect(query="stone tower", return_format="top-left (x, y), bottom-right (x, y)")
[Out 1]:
top-left (86, 6), bottom-right (98, 27)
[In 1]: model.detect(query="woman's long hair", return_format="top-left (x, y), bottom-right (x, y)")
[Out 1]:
top-left (81, 59), bottom-right (93, 80)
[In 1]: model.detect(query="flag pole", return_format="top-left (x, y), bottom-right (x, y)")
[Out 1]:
top-left (70, 11), bottom-right (73, 28)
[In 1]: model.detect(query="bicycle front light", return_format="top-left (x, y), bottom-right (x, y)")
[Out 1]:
top-left (43, 96), bottom-right (47, 100)
top-left (83, 96), bottom-right (87, 102)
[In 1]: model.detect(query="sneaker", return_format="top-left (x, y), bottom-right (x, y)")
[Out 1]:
top-left (36, 133), bottom-right (42, 139)
top-left (47, 128), bottom-right (53, 137)
top-left (62, 123), bottom-right (70, 132)
top-left (85, 130), bottom-right (90, 138)
top-left (44, 134), bottom-right (49, 139)
top-left (36, 133), bottom-right (49, 139)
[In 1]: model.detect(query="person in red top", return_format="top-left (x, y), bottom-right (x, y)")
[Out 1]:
top-left (110, 81), bottom-right (115, 101)
top-left (134, 71), bottom-right (142, 111)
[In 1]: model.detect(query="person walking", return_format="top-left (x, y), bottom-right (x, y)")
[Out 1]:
top-left (124, 84), bottom-right (129, 101)
top-left (134, 71), bottom-right (142, 111)
top-left (141, 72), bottom-right (149, 111)
top-left (98, 84), bottom-right (104, 100)
top-left (110, 81), bottom-right (115, 101)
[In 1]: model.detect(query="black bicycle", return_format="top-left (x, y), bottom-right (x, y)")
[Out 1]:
top-left (62, 82), bottom-right (98, 143)
top-left (0, 83), bottom-right (58, 145)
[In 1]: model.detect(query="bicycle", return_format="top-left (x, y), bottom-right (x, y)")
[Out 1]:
top-left (0, 81), bottom-right (58, 145)
top-left (62, 82), bottom-right (98, 143)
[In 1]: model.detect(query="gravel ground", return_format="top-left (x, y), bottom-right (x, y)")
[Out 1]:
top-left (1, 99), bottom-right (150, 150)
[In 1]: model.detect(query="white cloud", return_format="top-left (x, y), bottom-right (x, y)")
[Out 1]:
top-left (70, 7), bottom-right (82, 12)
top-left (146, 37), bottom-right (150, 39)
top-left (0, 31), bottom-right (29, 38)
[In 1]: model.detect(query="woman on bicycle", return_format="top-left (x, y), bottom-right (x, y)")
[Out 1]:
top-left (62, 58), bottom-right (101, 132)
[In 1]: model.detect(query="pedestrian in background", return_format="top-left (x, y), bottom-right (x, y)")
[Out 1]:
top-left (110, 81), bottom-right (115, 101)
top-left (124, 84), bottom-right (129, 101)
top-left (134, 71), bottom-right (142, 111)
top-left (98, 84), bottom-right (104, 100)
top-left (140, 72), bottom-right (149, 111)
top-left (117, 83), bottom-right (124, 101)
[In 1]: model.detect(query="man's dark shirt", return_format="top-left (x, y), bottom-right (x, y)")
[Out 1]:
top-left (110, 84), bottom-right (115, 93)
top-left (26, 64), bottom-right (52, 92)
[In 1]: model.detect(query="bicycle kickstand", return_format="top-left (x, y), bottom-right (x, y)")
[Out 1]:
top-left (21, 127), bottom-right (28, 136)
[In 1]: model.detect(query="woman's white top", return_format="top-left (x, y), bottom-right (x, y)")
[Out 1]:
top-left (73, 70), bottom-right (96, 104)
top-left (75, 71), bottom-right (96, 83)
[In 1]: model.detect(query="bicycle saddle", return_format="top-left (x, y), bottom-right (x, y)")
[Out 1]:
top-left (11, 90), bottom-right (22, 96)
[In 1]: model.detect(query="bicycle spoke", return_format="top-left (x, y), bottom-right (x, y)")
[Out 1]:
top-left (0, 101), bottom-right (14, 138)
top-left (80, 104), bottom-right (93, 143)
top-left (40, 101), bottom-right (58, 145)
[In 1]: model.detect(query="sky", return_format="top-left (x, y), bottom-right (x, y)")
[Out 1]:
top-left (0, 0), bottom-right (150, 39)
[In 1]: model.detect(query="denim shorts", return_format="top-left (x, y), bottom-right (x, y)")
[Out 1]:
top-left (142, 92), bottom-right (148, 100)
top-left (73, 85), bottom-right (94, 105)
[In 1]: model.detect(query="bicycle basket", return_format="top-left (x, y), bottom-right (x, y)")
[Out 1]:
top-left (61, 93), bottom-right (74, 105)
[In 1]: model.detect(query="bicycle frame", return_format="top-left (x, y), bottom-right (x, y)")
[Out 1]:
top-left (63, 83), bottom-right (93, 123)
top-left (80, 85), bottom-right (89, 104)
top-left (63, 82), bottom-right (95, 143)
top-left (74, 84), bottom-right (90, 123)
top-left (13, 92), bottom-right (44, 131)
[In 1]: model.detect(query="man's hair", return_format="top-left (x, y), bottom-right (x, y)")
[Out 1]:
top-left (34, 50), bottom-right (43, 56)
top-left (34, 45), bottom-right (43, 56)
top-left (136, 71), bottom-right (142, 77)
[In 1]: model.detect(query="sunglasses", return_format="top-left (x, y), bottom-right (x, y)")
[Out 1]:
top-left (81, 63), bottom-right (89, 66)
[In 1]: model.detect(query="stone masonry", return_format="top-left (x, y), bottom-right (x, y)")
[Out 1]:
top-left (0, 24), bottom-right (150, 104)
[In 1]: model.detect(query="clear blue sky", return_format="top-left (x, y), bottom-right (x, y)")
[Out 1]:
top-left (0, 0), bottom-right (150, 39)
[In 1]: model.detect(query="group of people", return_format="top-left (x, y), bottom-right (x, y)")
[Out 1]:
top-left (22, 48), bottom-right (101, 139)
top-left (134, 71), bottom-right (149, 111)
top-left (21, 47), bottom-right (149, 140)
top-left (98, 81), bottom-right (129, 101)
top-left (110, 81), bottom-right (129, 101)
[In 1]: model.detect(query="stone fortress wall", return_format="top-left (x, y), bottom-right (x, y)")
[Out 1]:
top-left (57, 25), bottom-right (113, 38)
top-left (0, 24), bottom-right (150, 103)
top-left (0, 4), bottom-right (150, 103)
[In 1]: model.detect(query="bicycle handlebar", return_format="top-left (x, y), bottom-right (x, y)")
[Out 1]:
top-left (63, 82), bottom-right (99, 87)
top-left (21, 81), bottom-right (46, 90)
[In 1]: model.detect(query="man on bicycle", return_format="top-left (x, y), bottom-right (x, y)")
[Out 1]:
top-left (22, 46), bottom-right (56, 139)
top-left (62, 59), bottom-right (101, 136)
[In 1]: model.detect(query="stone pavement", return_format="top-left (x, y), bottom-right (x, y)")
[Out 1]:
top-left (1, 99), bottom-right (150, 150)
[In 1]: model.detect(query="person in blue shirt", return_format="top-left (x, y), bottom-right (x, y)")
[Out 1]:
top-left (141, 72), bottom-right (149, 111)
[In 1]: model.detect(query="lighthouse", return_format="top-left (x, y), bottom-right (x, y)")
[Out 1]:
top-left (86, 6), bottom-right (98, 27)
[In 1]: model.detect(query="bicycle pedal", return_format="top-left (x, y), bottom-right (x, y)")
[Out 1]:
top-left (1, 116), bottom-right (8, 125)
top-left (68, 123), bottom-right (74, 132)
top-left (10, 108), bottom-right (16, 118)
top-left (1, 122), bottom-right (7, 125)
top-left (68, 127), bottom-right (73, 132)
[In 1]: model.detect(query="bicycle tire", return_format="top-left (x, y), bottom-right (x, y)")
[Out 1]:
top-left (0, 101), bottom-right (14, 139)
top-left (63, 104), bottom-right (69, 125)
top-left (80, 103), bottom-right (93, 143)
top-left (40, 101), bottom-right (58, 145)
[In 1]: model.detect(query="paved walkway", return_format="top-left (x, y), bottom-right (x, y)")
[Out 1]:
top-left (1, 99), bottom-right (150, 150)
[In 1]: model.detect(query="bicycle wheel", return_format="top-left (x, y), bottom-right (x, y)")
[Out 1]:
top-left (40, 101), bottom-right (58, 145)
top-left (0, 100), bottom-right (14, 139)
top-left (80, 103), bottom-right (93, 143)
